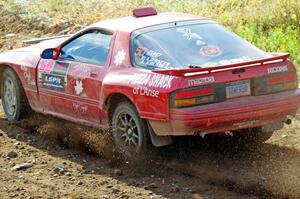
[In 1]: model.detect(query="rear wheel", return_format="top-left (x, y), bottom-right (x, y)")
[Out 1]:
top-left (233, 127), bottom-right (274, 144)
top-left (1, 68), bottom-right (31, 122)
top-left (111, 101), bottom-right (152, 158)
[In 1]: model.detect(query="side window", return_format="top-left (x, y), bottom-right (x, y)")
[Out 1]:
top-left (59, 30), bottom-right (113, 66)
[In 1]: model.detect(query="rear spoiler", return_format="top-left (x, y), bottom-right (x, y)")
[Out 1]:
top-left (152, 53), bottom-right (290, 77)
top-left (23, 35), bottom-right (71, 47)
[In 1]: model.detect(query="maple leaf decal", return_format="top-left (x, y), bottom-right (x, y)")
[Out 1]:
top-left (114, 49), bottom-right (126, 66)
top-left (75, 80), bottom-right (83, 95)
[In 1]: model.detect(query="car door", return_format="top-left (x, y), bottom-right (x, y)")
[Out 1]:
top-left (37, 29), bottom-right (113, 124)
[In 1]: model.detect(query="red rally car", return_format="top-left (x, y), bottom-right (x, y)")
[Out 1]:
top-left (0, 7), bottom-right (300, 156)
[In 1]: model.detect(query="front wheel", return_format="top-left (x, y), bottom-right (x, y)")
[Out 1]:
top-left (111, 101), bottom-right (152, 158)
top-left (1, 68), bottom-right (30, 122)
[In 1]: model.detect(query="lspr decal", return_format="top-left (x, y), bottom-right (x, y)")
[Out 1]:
top-left (41, 74), bottom-right (65, 91)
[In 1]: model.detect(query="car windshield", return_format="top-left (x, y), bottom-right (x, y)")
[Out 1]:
top-left (132, 22), bottom-right (271, 70)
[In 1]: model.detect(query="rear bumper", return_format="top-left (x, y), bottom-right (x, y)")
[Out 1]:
top-left (149, 89), bottom-right (300, 136)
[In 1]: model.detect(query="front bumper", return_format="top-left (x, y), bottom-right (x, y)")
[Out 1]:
top-left (149, 89), bottom-right (300, 136)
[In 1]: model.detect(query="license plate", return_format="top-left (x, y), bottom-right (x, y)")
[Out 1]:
top-left (226, 80), bottom-right (250, 98)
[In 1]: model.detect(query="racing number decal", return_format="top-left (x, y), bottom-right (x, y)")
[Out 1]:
top-left (39, 60), bottom-right (55, 73)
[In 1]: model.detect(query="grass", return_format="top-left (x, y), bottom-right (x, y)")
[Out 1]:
top-left (2, 0), bottom-right (300, 65)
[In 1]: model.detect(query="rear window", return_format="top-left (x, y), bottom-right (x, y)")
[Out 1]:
top-left (132, 22), bottom-right (270, 70)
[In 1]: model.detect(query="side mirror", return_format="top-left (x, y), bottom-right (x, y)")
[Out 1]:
top-left (41, 48), bottom-right (59, 59)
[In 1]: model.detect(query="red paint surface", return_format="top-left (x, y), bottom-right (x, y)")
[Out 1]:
top-left (132, 7), bottom-right (157, 17)
top-left (0, 13), bottom-right (299, 136)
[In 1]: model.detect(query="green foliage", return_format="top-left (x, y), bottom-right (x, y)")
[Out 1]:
top-left (233, 24), bottom-right (300, 64)
top-left (166, 0), bottom-right (300, 65)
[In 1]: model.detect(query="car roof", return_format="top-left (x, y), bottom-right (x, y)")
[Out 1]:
top-left (90, 12), bottom-right (208, 33)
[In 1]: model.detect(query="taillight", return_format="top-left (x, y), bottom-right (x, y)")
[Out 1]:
top-left (171, 83), bottom-right (226, 108)
top-left (174, 87), bottom-right (214, 98)
top-left (171, 71), bottom-right (298, 108)
top-left (253, 72), bottom-right (298, 95)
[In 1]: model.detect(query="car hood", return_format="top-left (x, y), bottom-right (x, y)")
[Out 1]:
top-left (0, 37), bottom-right (68, 67)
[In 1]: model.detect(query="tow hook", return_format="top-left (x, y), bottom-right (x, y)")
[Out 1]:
top-left (199, 132), bottom-right (208, 138)
top-left (285, 116), bottom-right (293, 125)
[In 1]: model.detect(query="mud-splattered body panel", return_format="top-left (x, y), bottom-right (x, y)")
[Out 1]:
top-left (0, 13), bottom-right (299, 136)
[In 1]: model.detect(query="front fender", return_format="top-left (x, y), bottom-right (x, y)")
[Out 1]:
top-left (0, 50), bottom-right (41, 111)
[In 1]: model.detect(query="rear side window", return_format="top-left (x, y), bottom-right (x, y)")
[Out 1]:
top-left (132, 23), bottom-right (270, 70)
top-left (60, 30), bottom-right (112, 66)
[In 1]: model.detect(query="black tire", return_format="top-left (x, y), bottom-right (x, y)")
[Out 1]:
top-left (1, 67), bottom-right (31, 123)
top-left (111, 101), bottom-right (152, 158)
top-left (233, 127), bottom-right (274, 144)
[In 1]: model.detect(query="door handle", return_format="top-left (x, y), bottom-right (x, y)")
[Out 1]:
top-left (90, 71), bottom-right (98, 78)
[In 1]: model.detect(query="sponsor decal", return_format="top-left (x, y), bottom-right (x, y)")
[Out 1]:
top-left (41, 74), bottom-right (65, 91)
top-left (133, 86), bottom-right (159, 98)
top-left (135, 47), bottom-right (148, 57)
top-left (74, 80), bottom-right (84, 95)
top-left (200, 45), bottom-right (222, 57)
top-left (68, 66), bottom-right (91, 96)
top-left (135, 47), bottom-right (171, 69)
top-left (267, 65), bottom-right (288, 74)
top-left (177, 28), bottom-right (222, 59)
top-left (188, 76), bottom-right (215, 87)
top-left (20, 65), bottom-right (35, 86)
top-left (148, 74), bottom-right (174, 88)
top-left (114, 49), bottom-right (126, 66)
top-left (20, 65), bottom-right (27, 71)
top-left (176, 28), bottom-right (202, 41)
top-left (24, 71), bottom-right (36, 86)
top-left (39, 60), bottom-right (55, 73)
top-left (52, 61), bottom-right (69, 76)
top-left (38, 61), bottom-right (69, 91)
top-left (72, 102), bottom-right (88, 115)
top-left (130, 74), bottom-right (175, 89)
top-left (69, 65), bottom-right (91, 80)
top-left (176, 27), bottom-right (207, 46)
